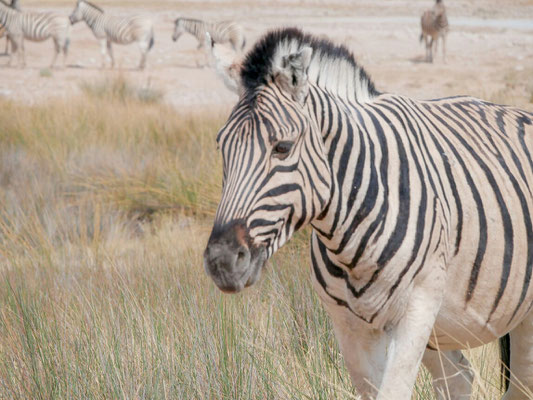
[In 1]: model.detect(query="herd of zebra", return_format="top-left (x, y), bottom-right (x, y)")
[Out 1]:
top-left (0, 0), bottom-right (245, 69)
top-left (0, 0), bottom-right (448, 70)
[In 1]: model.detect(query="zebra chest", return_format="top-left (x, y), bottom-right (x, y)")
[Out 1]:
top-left (312, 229), bottom-right (439, 329)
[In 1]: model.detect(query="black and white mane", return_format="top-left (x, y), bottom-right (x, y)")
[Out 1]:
top-left (81, 0), bottom-right (104, 14)
top-left (240, 28), bottom-right (379, 103)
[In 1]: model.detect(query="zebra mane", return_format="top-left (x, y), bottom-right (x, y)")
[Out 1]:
top-left (80, 0), bottom-right (104, 14)
top-left (176, 17), bottom-right (204, 24)
top-left (241, 28), bottom-right (379, 103)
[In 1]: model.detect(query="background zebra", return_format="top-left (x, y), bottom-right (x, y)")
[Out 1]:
top-left (69, 0), bottom-right (154, 70)
top-left (204, 28), bottom-right (533, 400)
top-left (172, 17), bottom-right (245, 52)
top-left (0, 0), bottom-right (69, 68)
top-left (0, 0), bottom-right (20, 55)
top-left (420, 0), bottom-right (449, 62)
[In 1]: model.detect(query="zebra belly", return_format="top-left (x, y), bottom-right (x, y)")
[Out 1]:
top-left (429, 107), bottom-right (533, 350)
top-left (23, 35), bottom-right (50, 42)
top-left (107, 33), bottom-right (135, 45)
top-left (431, 257), bottom-right (533, 350)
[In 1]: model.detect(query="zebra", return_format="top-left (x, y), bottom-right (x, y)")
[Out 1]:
top-left (69, 0), bottom-right (154, 70)
top-left (420, 0), bottom-right (449, 63)
top-left (0, 25), bottom-right (6, 54)
top-left (0, 0), bottom-right (70, 68)
top-left (0, 0), bottom-right (20, 55)
top-left (172, 17), bottom-right (245, 52)
top-left (203, 28), bottom-right (533, 400)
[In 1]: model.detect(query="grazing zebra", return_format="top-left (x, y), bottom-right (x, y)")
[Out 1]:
top-left (0, 0), bottom-right (70, 68)
top-left (420, 0), bottom-right (449, 63)
top-left (172, 17), bottom-right (245, 52)
top-left (69, 0), bottom-right (154, 70)
top-left (0, 0), bottom-right (20, 55)
top-left (203, 28), bottom-right (533, 400)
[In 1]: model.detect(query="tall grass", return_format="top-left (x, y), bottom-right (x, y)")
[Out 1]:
top-left (0, 78), bottom-right (518, 399)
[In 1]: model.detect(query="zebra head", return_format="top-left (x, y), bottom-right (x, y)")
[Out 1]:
top-left (69, 1), bottom-right (84, 24)
top-left (172, 18), bottom-right (184, 42)
top-left (203, 33), bottom-right (333, 293)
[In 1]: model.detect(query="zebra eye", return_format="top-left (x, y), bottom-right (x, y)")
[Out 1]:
top-left (272, 141), bottom-right (294, 157)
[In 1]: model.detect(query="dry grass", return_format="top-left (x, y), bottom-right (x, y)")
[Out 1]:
top-left (0, 78), bottom-right (514, 399)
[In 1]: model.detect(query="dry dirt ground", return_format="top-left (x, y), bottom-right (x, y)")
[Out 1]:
top-left (0, 0), bottom-right (532, 111)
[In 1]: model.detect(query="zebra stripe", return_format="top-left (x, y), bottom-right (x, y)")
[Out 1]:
top-left (420, 0), bottom-right (449, 62)
top-left (173, 17), bottom-right (245, 52)
top-left (69, 0), bottom-right (154, 70)
top-left (205, 28), bottom-right (533, 400)
top-left (0, 0), bottom-right (70, 67)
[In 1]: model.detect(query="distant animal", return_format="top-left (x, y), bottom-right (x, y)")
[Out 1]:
top-left (420, 0), bottom-right (449, 62)
top-left (0, 25), bottom-right (6, 53)
top-left (0, 0), bottom-right (70, 68)
top-left (172, 18), bottom-right (245, 52)
top-left (0, 0), bottom-right (20, 55)
top-left (69, 0), bottom-right (154, 70)
top-left (204, 27), bottom-right (533, 400)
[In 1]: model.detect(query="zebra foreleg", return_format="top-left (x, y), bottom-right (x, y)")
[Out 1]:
top-left (18, 37), bottom-right (25, 68)
top-left (106, 40), bottom-right (115, 68)
top-left (7, 37), bottom-right (18, 67)
top-left (502, 310), bottom-right (533, 400)
top-left (320, 272), bottom-right (445, 399)
top-left (422, 349), bottom-right (473, 399)
top-left (50, 39), bottom-right (60, 69)
top-left (99, 39), bottom-right (108, 69)
top-left (442, 34), bottom-right (447, 63)
top-left (62, 37), bottom-right (70, 68)
top-left (137, 39), bottom-right (151, 70)
top-left (371, 278), bottom-right (445, 400)
top-left (424, 35), bottom-right (432, 63)
top-left (320, 303), bottom-right (385, 400)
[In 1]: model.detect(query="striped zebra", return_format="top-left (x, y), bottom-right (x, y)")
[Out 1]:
top-left (0, 0), bottom-right (20, 55)
top-left (0, 0), bottom-right (70, 68)
top-left (172, 17), bottom-right (245, 52)
top-left (69, 0), bottom-right (154, 70)
top-left (203, 28), bottom-right (533, 400)
top-left (420, 0), bottom-right (449, 63)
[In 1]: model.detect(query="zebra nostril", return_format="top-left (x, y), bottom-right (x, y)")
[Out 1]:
top-left (236, 246), bottom-right (250, 267)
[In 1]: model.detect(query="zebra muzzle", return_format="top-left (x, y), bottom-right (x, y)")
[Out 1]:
top-left (203, 221), bottom-right (267, 293)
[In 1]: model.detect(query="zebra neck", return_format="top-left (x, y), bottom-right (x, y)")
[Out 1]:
top-left (181, 19), bottom-right (206, 41)
top-left (309, 87), bottom-right (380, 261)
top-left (82, 4), bottom-right (103, 32)
top-left (306, 55), bottom-right (378, 104)
top-left (0, 6), bottom-right (15, 27)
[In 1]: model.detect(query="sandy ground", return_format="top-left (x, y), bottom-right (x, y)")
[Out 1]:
top-left (0, 0), bottom-right (532, 111)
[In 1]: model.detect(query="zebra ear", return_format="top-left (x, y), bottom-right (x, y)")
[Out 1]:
top-left (205, 33), bottom-right (243, 95)
top-left (274, 46), bottom-right (313, 104)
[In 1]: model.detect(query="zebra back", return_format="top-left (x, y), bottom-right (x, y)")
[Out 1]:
top-left (18, 12), bottom-right (69, 42)
top-left (73, 0), bottom-right (152, 44)
top-left (176, 17), bottom-right (245, 50)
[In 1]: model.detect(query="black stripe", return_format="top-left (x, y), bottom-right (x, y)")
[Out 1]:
top-left (369, 105), bottom-right (410, 268)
